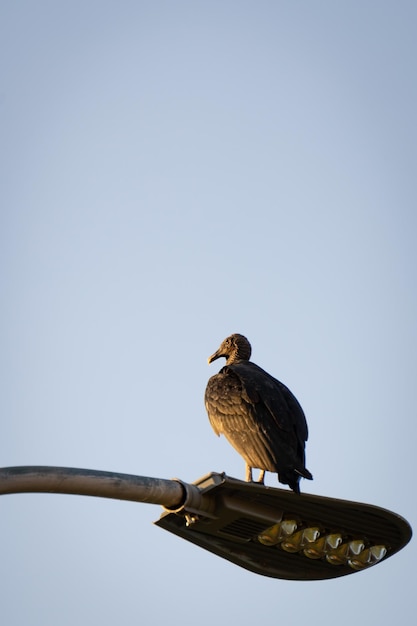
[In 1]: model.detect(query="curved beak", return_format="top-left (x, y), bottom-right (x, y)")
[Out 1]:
top-left (207, 349), bottom-right (223, 364)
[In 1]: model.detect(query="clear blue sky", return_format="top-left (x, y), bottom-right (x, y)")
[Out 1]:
top-left (1, 2), bottom-right (415, 624)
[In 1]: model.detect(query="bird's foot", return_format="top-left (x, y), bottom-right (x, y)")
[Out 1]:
top-left (245, 465), bottom-right (253, 482)
top-left (257, 470), bottom-right (265, 484)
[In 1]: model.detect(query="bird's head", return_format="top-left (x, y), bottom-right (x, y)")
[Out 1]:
top-left (208, 334), bottom-right (252, 365)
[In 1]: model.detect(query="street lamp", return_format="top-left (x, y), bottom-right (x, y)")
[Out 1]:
top-left (156, 471), bottom-right (412, 580)
top-left (0, 466), bottom-right (411, 581)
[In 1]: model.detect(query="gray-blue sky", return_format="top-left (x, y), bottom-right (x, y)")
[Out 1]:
top-left (1, 2), bottom-right (415, 624)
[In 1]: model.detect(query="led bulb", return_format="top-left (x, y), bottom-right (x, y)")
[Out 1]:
top-left (303, 533), bottom-right (342, 559)
top-left (326, 539), bottom-right (365, 565)
top-left (348, 545), bottom-right (387, 570)
top-left (281, 527), bottom-right (320, 553)
top-left (258, 520), bottom-right (298, 546)
top-left (369, 545), bottom-right (388, 562)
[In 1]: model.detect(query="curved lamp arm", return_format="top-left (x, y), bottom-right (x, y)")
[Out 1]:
top-left (0, 465), bottom-right (187, 508)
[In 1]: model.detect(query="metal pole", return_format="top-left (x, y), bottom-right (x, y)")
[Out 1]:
top-left (0, 466), bottom-right (186, 509)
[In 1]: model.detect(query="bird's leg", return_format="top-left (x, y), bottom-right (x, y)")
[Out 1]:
top-left (257, 470), bottom-right (265, 484)
top-left (245, 465), bottom-right (253, 482)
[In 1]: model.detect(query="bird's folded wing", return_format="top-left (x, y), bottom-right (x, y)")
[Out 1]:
top-left (229, 362), bottom-right (309, 443)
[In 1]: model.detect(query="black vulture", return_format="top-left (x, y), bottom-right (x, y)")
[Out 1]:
top-left (205, 333), bottom-right (313, 494)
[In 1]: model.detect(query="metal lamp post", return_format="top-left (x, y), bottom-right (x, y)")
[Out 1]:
top-left (0, 466), bottom-right (412, 581)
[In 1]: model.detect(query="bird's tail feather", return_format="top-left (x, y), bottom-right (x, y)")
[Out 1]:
top-left (280, 467), bottom-right (313, 494)
top-left (296, 467), bottom-right (313, 480)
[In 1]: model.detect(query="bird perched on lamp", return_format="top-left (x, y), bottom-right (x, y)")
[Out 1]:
top-left (205, 333), bottom-right (312, 494)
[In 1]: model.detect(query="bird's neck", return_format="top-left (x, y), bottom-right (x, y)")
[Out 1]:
top-left (226, 356), bottom-right (249, 365)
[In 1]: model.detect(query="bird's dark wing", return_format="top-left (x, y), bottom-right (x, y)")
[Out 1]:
top-left (205, 367), bottom-right (277, 469)
top-left (229, 361), bottom-right (309, 449)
